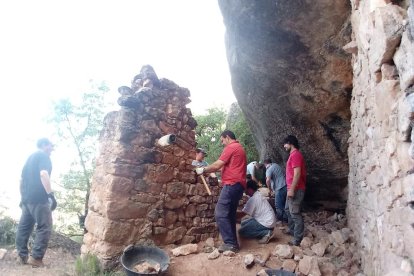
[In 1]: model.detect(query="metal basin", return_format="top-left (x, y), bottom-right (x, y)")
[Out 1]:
top-left (265, 269), bottom-right (296, 276)
top-left (120, 245), bottom-right (170, 276)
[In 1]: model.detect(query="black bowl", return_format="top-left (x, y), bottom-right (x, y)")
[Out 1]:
top-left (265, 269), bottom-right (296, 276)
top-left (120, 245), bottom-right (170, 276)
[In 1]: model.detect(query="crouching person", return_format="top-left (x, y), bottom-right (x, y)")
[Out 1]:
top-left (238, 180), bottom-right (276, 244)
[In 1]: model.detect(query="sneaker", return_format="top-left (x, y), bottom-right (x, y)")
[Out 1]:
top-left (28, 256), bottom-right (44, 267)
top-left (258, 230), bottom-right (276, 244)
top-left (218, 244), bottom-right (239, 253)
top-left (288, 239), bottom-right (300, 246)
top-left (17, 255), bottom-right (28, 265)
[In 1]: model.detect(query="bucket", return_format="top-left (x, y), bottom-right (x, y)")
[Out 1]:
top-left (120, 245), bottom-right (170, 276)
top-left (264, 269), bottom-right (296, 276)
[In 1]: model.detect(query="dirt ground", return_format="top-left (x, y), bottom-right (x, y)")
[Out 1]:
top-left (0, 225), bottom-right (291, 276)
top-left (167, 228), bottom-right (291, 276)
top-left (0, 247), bottom-right (77, 276)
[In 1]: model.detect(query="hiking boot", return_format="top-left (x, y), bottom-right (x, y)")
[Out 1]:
top-left (17, 255), bottom-right (28, 265)
top-left (288, 239), bottom-right (301, 246)
top-left (258, 230), bottom-right (276, 244)
top-left (218, 244), bottom-right (239, 253)
top-left (28, 256), bottom-right (45, 267)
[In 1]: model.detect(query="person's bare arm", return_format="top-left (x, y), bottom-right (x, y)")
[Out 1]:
top-left (287, 167), bottom-right (301, 197)
top-left (40, 170), bottom-right (52, 194)
top-left (266, 176), bottom-right (272, 192)
top-left (204, 160), bottom-right (225, 173)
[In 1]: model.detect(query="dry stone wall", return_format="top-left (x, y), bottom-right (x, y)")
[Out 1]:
top-left (81, 65), bottom-right (221, 268)
top-left (346, 0), bottom-right (414, 275)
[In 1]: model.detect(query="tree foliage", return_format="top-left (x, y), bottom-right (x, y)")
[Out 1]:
top-left (226, 103), bottom-right (259, 162)
top-left (194, 104), bottom-right (259, 165)
top-left (194, 107), bottom-right (227, 164)
top-left (48, 81), bottom-right (109, 235)
top-left (0, 212), bottom-right (17, 246)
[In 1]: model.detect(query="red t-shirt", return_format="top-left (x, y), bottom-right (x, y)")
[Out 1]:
top-left (286, 150), bottom-right (306, 191)
top-left (219, 141), bottom-right (247, 188)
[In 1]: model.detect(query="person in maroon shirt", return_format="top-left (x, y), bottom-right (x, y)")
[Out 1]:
top-left (196, 130), bottom-right (247, 252)
top-left (283, 135), bottom-right (306, 246)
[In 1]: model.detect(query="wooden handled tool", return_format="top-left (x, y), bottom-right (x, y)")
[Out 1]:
top-left (200, 174), bottom-right (212, 196)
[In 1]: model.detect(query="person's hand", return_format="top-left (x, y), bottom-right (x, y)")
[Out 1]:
top-left (195, 167), bottom-right (205, 175)
top-left (287, 188), bottom-right (295, 198)
top-left (48, 193), bottom-right (57, 211)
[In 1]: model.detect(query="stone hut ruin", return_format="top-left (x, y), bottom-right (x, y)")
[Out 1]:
top-left (81, 65), bottom-right (221, 267)
top-left (80, 0), bottom-right (414, 274)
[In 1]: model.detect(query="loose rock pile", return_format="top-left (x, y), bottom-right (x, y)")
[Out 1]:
top-left (267, 211), bottom-right (363, 276)
top-left (172, 211), bottom-right (366, 276)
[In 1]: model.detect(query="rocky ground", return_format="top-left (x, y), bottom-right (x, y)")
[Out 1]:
top-left (0, 210), bottom-right (365, 275)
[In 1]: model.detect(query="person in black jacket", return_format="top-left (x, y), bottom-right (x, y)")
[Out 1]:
top-left (15, 138), bottom-right (57, 267)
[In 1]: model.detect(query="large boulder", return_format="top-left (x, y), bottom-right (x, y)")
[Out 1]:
top-left (218, 0), bottom-right (353, 201)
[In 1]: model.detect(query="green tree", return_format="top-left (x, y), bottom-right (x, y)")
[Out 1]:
top-left (194, 107), bottom-right (227, 164)
top-left (48, 81), bottom-right (109, 235)
top-left (226, 103), bottom-right (259, 162)
top-left (194, 104), bottom-right (259, 164)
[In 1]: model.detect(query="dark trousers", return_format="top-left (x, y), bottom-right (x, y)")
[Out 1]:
top-left (15, 203), bottom-right (52, 260)
top-left (215, 183), bottom-right (244, 248)
top-left (275, 185), bottom-right (288, 222)
top-left (285, 189), bottom-right (305, 243)
top-left (238, 217), bottom-right (271, 239)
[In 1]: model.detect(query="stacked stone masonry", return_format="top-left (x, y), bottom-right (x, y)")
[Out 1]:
top-left (81, 65), bottom-right (222, 268)
top-left (347, 0), bottom-right (414, 275)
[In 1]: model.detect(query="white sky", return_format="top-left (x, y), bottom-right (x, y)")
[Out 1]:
top-left (0, 0), bottom-right (235, 218)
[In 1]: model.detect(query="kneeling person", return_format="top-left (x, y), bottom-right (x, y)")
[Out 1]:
top-left (238, 180), bottom-right (276, 244)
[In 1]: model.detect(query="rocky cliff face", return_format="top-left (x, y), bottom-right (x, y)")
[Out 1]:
top-left (219, 0), bottom-right (414, 274)
top-left (346, 0), bottom-right (414, 275)
top-left (218, 0), bottom-right (353, 202)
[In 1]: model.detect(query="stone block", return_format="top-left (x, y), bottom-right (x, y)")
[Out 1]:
top-left (298, 255), bottom-right (321, 276)
top-left (164, 226), bottom-right (187, 244)
top-left (166, 181), bottom-right (186, 197)
top-left (107, 176), bottom-right (133, 194)
top-left (374, 80), bottom-right (400, 122)
top-left (146, 164), bottom-right (176, 183)
top-left (164, 210), bottom-right (178, 225)
top-left (171, 243), bottom-right (198, 257)
top-left (164, 197), bottom-right (188, 209)
top-left (381, 63), bottom-right (399, 80)
top-left (106, 199), bottom-right (150, 220)
top-left (370, 4), bottom-right (406, 73)
top-left (185, 204), bottom-right (197, 217)
top-left (282, 259), bottom-right (297, 272)
top-left (273, 244), bottom-right (293, 259)
top-left (394, 30), bottom-right (414, 92)
top-left (311, 242), bottom-right (327, 257)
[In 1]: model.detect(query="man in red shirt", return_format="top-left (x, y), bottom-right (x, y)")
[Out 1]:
top-left (196, 130), bottom-right (247, 252)
top-left (283, 135), bottom-right (306, 246)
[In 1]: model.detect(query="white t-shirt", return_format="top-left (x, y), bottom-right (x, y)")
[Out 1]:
top-left (246, 161), bottom-right (257, 175)
top-left (242, 191), bottom-right (276, 228)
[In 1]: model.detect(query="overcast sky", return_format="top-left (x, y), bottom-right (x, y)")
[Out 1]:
top-left (0, 0), bottom-right (235, 217)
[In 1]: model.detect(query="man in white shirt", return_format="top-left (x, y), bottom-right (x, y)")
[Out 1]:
top-left (246, 161), bottom-right (266, 186)
top-left (238, 180), bottom-right (276, 244)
